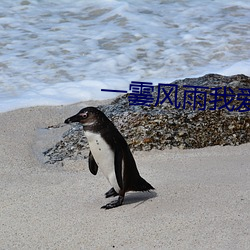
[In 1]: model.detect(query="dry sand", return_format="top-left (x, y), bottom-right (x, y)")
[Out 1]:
top-left (0, 100), bottom-right (249, 250)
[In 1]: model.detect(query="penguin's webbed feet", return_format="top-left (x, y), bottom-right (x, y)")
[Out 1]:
top-left (105, 187), bottom-right (118, 198)
top-left (101, 196), bottom-right (124, 209)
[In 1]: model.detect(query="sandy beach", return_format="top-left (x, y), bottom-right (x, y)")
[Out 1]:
top-left (0, 101), bottom-right (249, 249)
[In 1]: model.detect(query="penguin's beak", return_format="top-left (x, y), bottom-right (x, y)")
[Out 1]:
top-left (64, 114), bottom-right (81, 124)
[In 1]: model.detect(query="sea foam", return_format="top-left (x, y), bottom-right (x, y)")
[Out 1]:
top-left (0, 0), bottom-right (249, 112)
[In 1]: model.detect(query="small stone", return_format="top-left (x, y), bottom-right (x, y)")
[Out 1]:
top-left (178, 130), bottom-right (186, 136)
top-left (143, 138), bottom-right (153, 143)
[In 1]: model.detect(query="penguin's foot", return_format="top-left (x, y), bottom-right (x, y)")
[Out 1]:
top-left (101, 196), bottom-right (124, 209)
top-left (105, 187), bottom-right (118, 198)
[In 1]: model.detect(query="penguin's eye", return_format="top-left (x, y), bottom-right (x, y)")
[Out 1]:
top-left (79, 112), bottom-right (88, 119)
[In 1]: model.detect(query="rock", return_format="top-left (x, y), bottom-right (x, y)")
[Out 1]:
top-left (43, 74), bottom-right (250, 164)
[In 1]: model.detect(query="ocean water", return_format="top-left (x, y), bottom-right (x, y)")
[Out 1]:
top-left (0, 0), bottom-right (250, 112)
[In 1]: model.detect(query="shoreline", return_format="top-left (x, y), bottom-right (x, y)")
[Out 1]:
top-left (0, 100), bottom-right (250, 249)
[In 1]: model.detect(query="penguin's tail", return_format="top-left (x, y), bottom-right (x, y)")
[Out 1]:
top-left (132, 176), bottom-right (154, 192)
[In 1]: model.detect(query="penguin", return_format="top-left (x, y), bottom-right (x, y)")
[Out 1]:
top-left (65, 107), bottom-right (154, 209)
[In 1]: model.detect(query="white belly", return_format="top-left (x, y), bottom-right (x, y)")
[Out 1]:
top-left (85, 131), bottom-right (120, 193)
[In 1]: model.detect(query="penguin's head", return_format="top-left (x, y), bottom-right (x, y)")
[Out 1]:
top-left (65, 107), bottom-right (109, 129)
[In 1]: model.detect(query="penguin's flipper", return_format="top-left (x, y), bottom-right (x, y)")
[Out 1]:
top-left (105, 187), bottom-right (118, 198)
top-left (114, 146), bottom-right (124, 190)
top-left (88, 151), bottom-right (98, 175)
